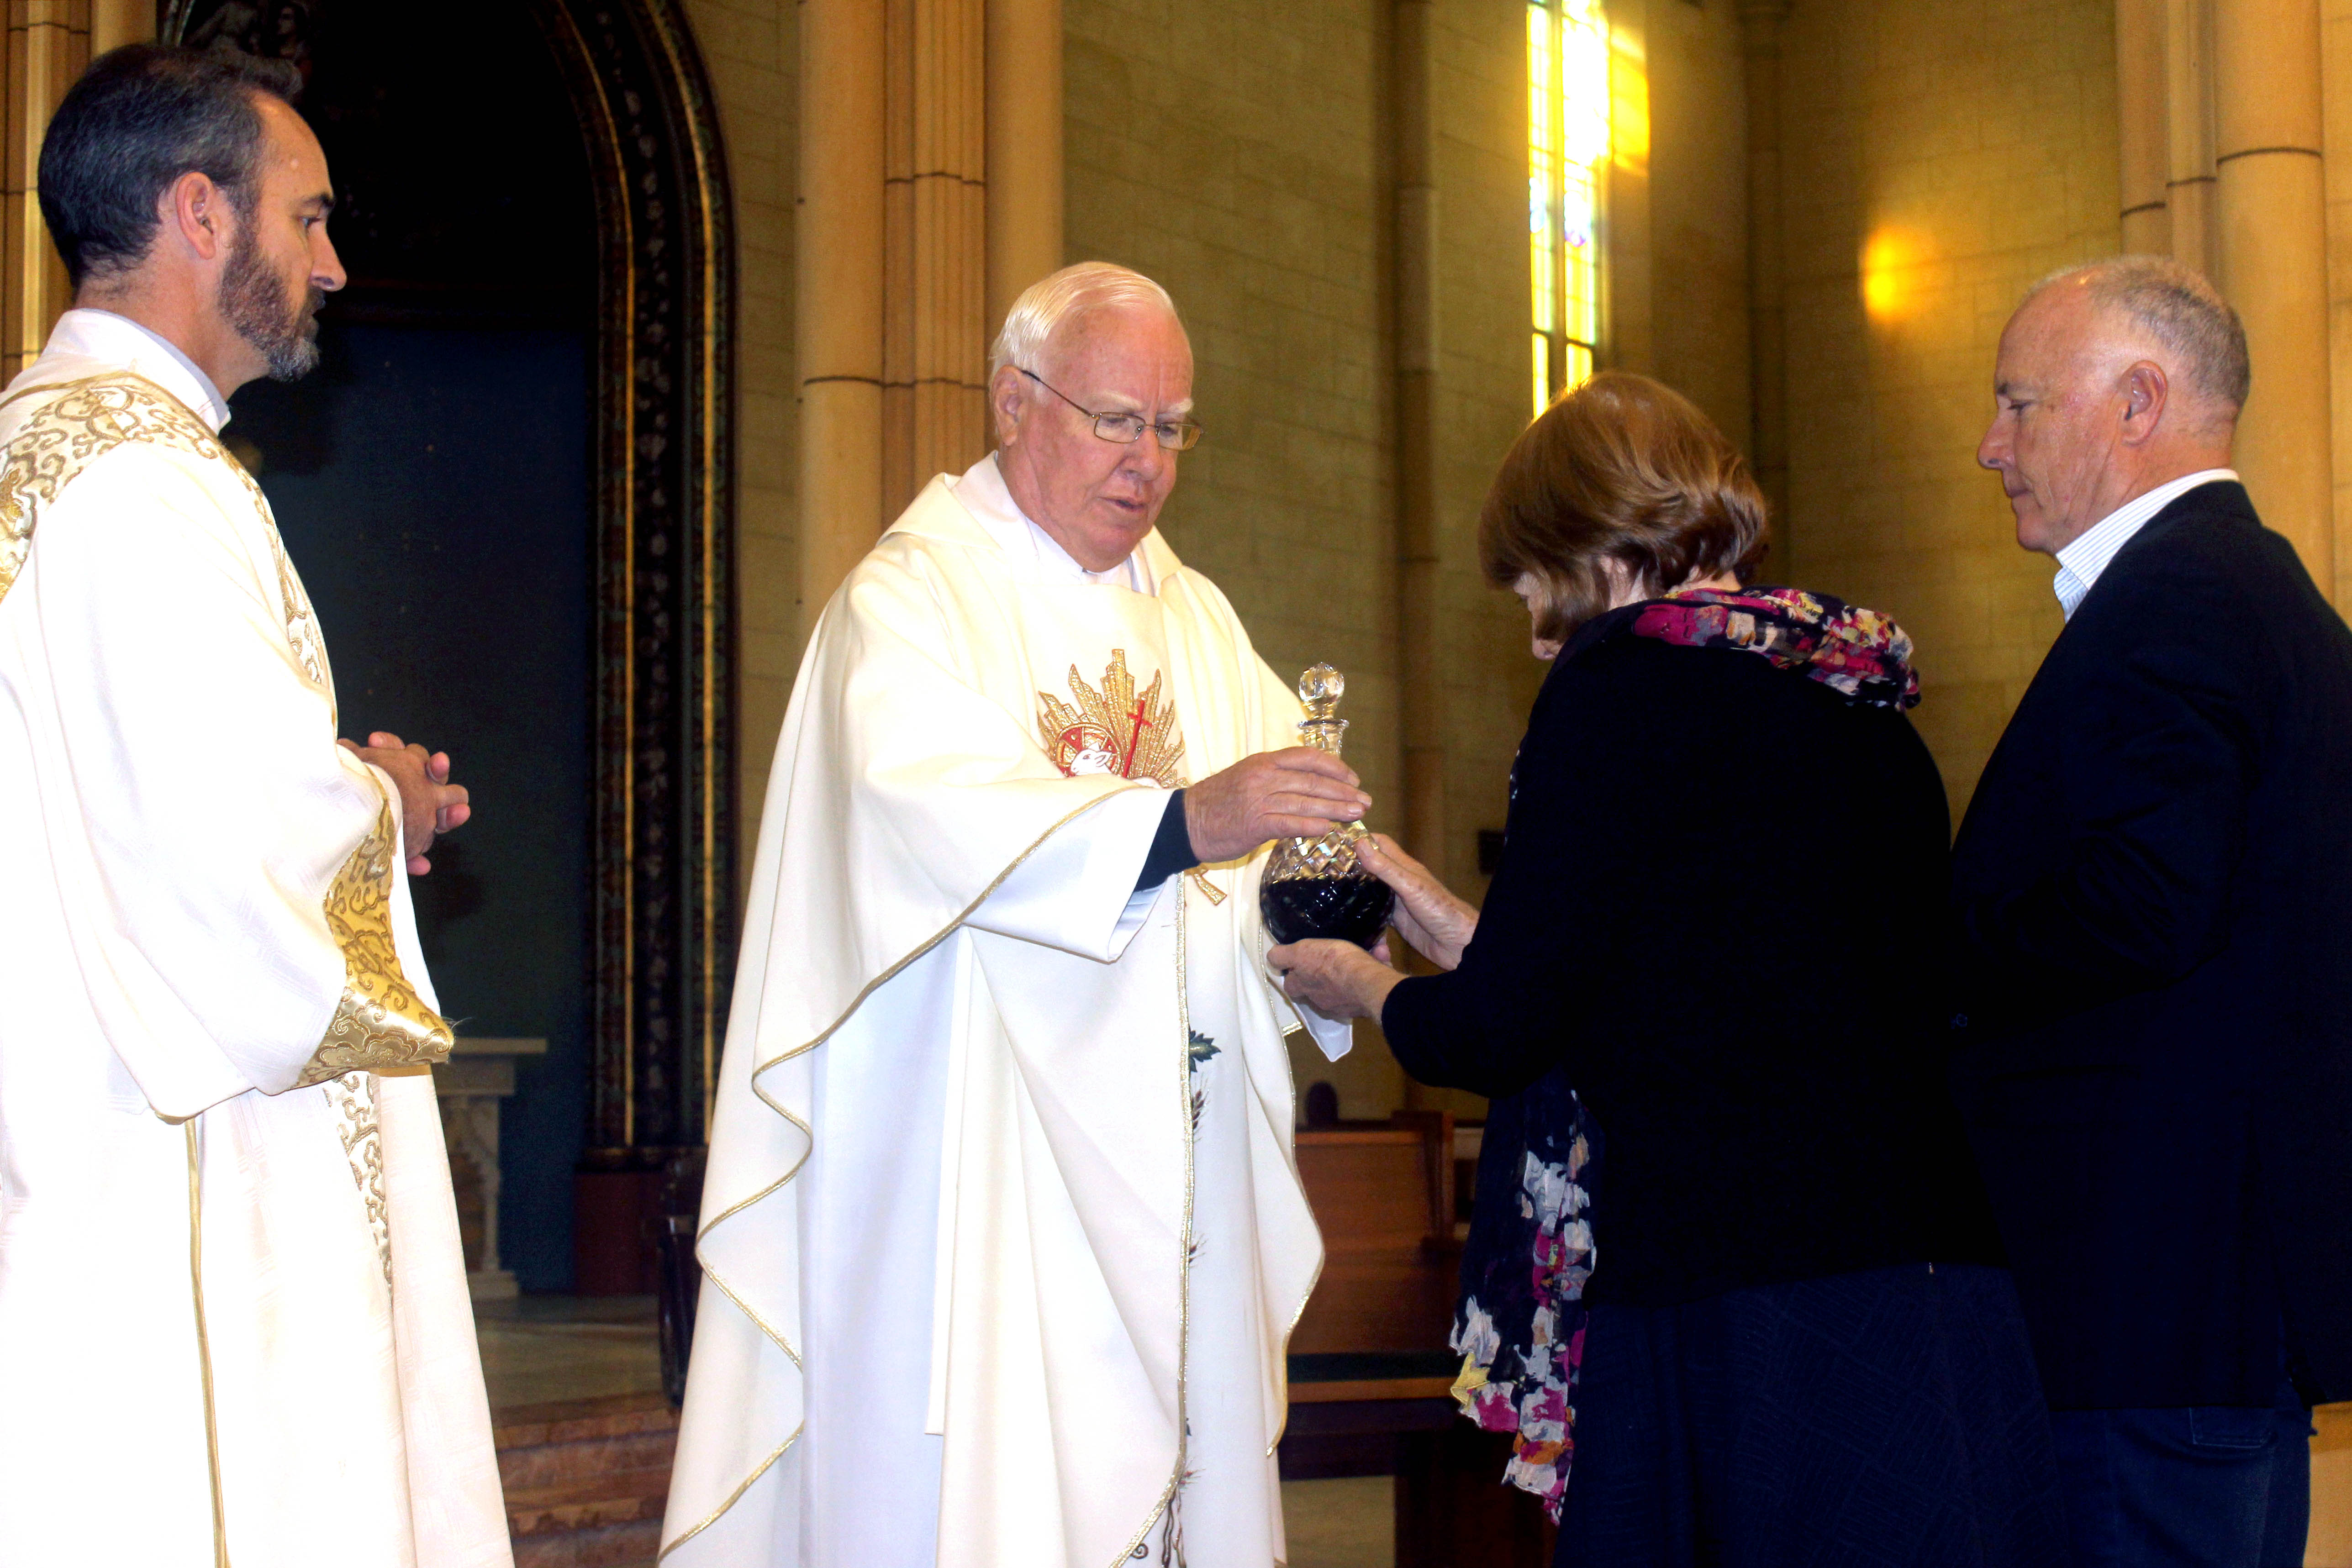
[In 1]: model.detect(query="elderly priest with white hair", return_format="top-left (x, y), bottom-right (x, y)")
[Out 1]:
top-left (664, 263), bottom-right (1366, 1568)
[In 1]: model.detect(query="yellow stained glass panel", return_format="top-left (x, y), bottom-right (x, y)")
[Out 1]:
top-left (1561, 342), bottom-right (1593, 398)
top-left (1532, 216), bottom-right (1555, 340)
top-left (1561, 0), bottom-right (1609, 168)
top-left (1528, 5), bottom-right (1552, 158)
top-left (1530, 0), bottom-right (1607, 416)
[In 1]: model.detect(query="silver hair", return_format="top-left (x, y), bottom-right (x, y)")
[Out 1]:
top-left (989, 261), bottom-right (1183, 383)
top-left (2026, 254), bottom-right (2251, 411)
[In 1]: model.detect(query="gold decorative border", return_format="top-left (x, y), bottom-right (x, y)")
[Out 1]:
top-left (1107, 883), bottom-right (1197, 1568)
top-left (294, 794), bottom-right (454, 1087)
top-left (185, 1120), bottom-right (232, 1568)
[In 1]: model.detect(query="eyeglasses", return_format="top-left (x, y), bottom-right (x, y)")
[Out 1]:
top-left (1017, 367), bottom-right (1203, 451)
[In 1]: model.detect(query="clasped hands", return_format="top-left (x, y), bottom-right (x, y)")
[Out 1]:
top-left (337, 731), bottom-right (472, 875)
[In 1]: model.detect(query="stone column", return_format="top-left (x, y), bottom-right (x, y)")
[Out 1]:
top-left (796, 0), bottom-right (889, 631)
top-left (1393, 0), bottom-right (1444, 882)
top-left (1740, 0), bottom-right (1793, 559)
top-left (2118, 0), bottom-right (2173, 253)
top-left (984, 0), bottom-right (1062, 338)
top-left (433, 1036), bottom-right (549, 1300)
top-left (2165, 0), bottom-right (2219, 276)
top-left (88, 0), bottom-right (142, 55)
top-left (2214, 0), bottom-right (2332, 584)
top-left (3, 0), bottom-right (91, 379)
top-left (883, 0), bottom-right (989, 517)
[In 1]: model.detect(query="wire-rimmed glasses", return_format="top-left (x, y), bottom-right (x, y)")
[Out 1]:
top-left (1017, 367), bottom-right (1203, 451)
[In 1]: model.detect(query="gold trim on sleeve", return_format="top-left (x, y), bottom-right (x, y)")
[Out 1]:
top-left (294, 798), bottom-right (454, 1088)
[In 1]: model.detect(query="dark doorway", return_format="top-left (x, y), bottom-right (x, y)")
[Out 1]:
top-left (180, 0), bottom-right (600, 1292)
top-left (165, 0), bottom-right (737, 1297)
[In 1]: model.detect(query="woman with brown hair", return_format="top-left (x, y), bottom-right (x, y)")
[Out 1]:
top-left (1272, 372), bottom-right (2062, 1565)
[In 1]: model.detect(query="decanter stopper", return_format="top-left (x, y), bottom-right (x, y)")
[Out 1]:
top-left (1298, 663), bottom-right (1348, 754)
top-left (1260, 663), bottom-right (1395, 948)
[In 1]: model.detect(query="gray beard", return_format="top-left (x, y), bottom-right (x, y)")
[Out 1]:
top-left (217, 228), bottom-right (322, 383)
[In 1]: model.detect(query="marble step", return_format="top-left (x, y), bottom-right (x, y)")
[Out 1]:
top-left (496, 1391), bottom-right (677, 1568)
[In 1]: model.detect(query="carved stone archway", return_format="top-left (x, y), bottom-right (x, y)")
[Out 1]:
top-left (158, 0), bottom-right (737, 1174)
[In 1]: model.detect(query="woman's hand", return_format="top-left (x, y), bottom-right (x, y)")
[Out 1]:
top-left (1268, 937), bottom-right (1403, 1022)
top-left (1356, 834), bottom-right (1477, 971)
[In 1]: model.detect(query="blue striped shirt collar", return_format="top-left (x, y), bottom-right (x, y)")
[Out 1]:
top-left (2053, 468), bottom-right (2238, 620)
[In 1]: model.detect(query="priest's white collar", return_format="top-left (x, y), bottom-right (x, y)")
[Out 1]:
top-left (41, 308), bottom-right (232, 434)
top-left (945, 451), bottom-right (1160, 596)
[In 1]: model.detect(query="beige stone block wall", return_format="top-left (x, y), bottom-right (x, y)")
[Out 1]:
top-left (1775, 0), bottom-right (2116, 821)
top-left (682, 0), bottom-right (797, 883)
top-left (1063, 0), bottom-right (1396, 792)
top-left (1639, 0), bottom-right (1751, 457)
top-left (1064, 0), bottom-right (1409, 1117)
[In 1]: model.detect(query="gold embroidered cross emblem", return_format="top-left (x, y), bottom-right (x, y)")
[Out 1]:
top-left (1037, 650), bottom-right (1225, 904)
top-left (1038, 649), bottom-right (1187, 788)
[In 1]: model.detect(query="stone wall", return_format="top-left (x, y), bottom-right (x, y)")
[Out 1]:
top-left (1634, 0), bottom-right (1751, 456)
top-left (1773, 0), bottom-right (2119, 821)
top-left (1063, 0), bottom-right (1399, 801)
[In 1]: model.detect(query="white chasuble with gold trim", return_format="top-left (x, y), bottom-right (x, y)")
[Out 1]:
top-left (0, 312), bottom-right (510, 1568)
top-left (664, 455), bottom-right (1346, 1568)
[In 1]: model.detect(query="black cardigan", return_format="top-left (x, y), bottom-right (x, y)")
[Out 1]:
top-left (1951, 481), bottom-right (2352, 1410)
top-left (1382, 607), bottom-right (2002, 1308)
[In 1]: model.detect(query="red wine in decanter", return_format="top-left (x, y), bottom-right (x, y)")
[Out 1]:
top-left (1258, 663), bottom-right (1394, 948)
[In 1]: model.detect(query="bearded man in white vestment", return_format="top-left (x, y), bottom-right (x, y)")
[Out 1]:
top-left (0, 47), bottom-right (511, 1568)
top-left (664, 263), bottom-right (1371, 1568)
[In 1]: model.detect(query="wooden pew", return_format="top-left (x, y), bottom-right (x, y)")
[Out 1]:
top-left (1290, 1112), bottom-right (1457, 1353)
top-left (1285, 1113), bottom-right (1554, 1567)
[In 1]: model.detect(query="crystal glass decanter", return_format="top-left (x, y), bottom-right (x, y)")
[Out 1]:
top-left (1260, 663), bottom-right (1397, 947)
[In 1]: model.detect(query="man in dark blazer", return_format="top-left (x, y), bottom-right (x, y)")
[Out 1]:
top-left (1953, 255), bottom-right (2352, 1568)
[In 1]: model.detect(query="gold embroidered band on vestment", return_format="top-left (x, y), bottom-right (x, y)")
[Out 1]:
top-left (185, 1120), bottom-right (232, 1568)
top-left (296, 795), bottom-right (454, 1087)
top-left (0, 373), bottom-right (328, 689)
top-left (1035, 649), bottom-right (1227, 907)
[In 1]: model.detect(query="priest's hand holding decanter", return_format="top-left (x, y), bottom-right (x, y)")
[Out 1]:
top-left (1181, 711), bottom-right (1370, 863)
top-left (1263, 663), bottom-right (1487, 1020)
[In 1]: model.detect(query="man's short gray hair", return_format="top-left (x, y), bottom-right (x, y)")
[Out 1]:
top-left (2028, 254), bottom-right (2251, 412)
top-left (990, 261), bottom-right (1181, 382)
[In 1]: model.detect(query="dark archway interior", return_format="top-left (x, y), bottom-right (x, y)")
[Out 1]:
top-left (176, 0), bottom-right (601, 1291)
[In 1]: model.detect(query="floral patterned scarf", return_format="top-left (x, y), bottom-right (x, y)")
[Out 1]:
top-left (1627, 585), bottom-right (1921, 709)
top-left (1450, 1070), bottom-right (1596, 1522)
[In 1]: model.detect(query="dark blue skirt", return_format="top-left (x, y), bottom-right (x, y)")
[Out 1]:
top-left (1555, 1263), bottom-right (2068, 1568)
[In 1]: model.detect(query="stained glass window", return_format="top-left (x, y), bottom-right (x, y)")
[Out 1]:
top-left (1530, 0), bottom-right (1608, 417)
